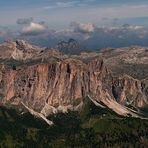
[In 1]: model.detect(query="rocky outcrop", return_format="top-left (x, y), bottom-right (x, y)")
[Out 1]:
top-left (57, 38), bottom-right (85, 54)
top-left (0, 40), bottom-right (43, 61)
top-left (0, 41), bottom-right (147, 118)
top-left (0, 56), bottom-right (147, 117)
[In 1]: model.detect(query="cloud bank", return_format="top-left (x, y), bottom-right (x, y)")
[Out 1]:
top-left (1, 18), bottom-right (148, 49)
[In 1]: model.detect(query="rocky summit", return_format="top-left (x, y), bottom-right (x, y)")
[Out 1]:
top-left (57, 38), bottom-right (85, 54)
top-left (0, 40), bottom-right (147, 123)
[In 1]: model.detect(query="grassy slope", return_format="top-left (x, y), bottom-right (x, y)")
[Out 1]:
top-left (0, 101), bottom-right (148, 148)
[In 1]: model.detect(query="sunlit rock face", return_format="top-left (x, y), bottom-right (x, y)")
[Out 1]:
top-left (0, 57), bottom-right (147, 110)
top-left (0, 41), bottom-right (147, 116)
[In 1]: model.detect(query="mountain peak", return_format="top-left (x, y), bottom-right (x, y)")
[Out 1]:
top-left (15, 40), bottom-right (35, 50)
top-left (57, 38), bottom-right (84, 54)
top-left (68, 38), bottom-right (77, 43)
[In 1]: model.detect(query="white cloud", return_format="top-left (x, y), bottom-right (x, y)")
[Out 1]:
top-left (122, 24), bottom-right (144, 30)
top-left (107, 24), bottom-right (144, 31)
top-left (44, 1), bottom-right (80, 9)
top-left (70, 22), bottom-right (95, 33)
top-left (22, 22), bottom-right (47, 34)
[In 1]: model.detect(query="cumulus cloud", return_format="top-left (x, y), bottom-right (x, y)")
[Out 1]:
top-left (17, 17), bottom-right (34, 25)
top-left (1, 19), bottom-right (148, 49)
top-left (44, 1), bottom-right (79, 9)
top-left (16, 18), bottom-right (48, 36)
top-left (22, 22), bottom-right (47, 34)
top-left (70, 22), bottom-right (95, 33)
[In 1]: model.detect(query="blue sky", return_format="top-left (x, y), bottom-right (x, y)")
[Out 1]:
top-left (1, 1), bottom-right (148, 48)
top-left (0, 0), bottom-right (148, 28)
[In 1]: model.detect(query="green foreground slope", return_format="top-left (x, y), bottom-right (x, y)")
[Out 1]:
top-left (0, 102), bottom-right (148, 148)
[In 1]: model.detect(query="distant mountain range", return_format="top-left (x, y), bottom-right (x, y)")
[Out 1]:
top-left (2, 24), bottom-right (148, 50)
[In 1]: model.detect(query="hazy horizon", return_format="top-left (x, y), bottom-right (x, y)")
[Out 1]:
top-left (1, 0), bottom-right (148, 49)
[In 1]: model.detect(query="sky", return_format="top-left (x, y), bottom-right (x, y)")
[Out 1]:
top-left (1, 0), bottom-right (148, 28)
top-left (1, 0), bottom-right (148, 49)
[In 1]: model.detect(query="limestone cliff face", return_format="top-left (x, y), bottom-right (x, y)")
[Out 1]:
top-left (0, 57), bottom-right (147, 114)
